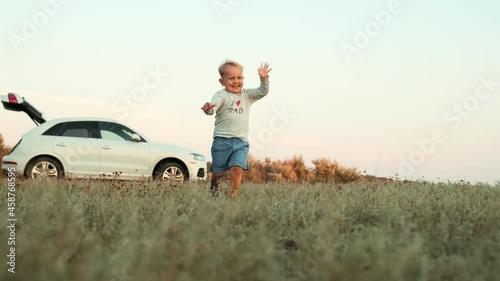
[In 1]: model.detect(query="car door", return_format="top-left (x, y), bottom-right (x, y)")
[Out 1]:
top-left (97, 121), bottom-right (150, 179)
top-left (48, 121), bottom-right (100, 177)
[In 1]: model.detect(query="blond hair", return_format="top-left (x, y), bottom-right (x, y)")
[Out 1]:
top-left (218, 60), bottom-right (243, 77)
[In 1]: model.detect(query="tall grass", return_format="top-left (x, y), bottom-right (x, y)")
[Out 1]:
top-left (1, 180), bottom-right (499, 281)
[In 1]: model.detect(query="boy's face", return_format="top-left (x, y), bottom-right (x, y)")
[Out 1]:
top-left (219, 66), bottom-right (244, 94)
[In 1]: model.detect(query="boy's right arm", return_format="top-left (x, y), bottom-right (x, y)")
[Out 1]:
top-left (201, 102), bottom-right (216, 115)
top-left (201, 93), bottom-right (224, 115)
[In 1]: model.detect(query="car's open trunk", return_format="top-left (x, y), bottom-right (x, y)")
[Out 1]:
top-left (1, 93), bottom-right (46, 125)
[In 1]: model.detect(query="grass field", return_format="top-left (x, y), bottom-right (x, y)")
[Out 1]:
top-left (1, 179), bottom-right (499, 281)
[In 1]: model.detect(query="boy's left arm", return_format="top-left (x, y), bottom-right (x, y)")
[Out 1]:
top-left (246, 62), bottom-right (272, 100)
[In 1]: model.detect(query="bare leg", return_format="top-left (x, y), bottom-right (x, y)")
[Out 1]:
top-left (229, 166), bottom-right (244, 198)
top-left (211, 172), bottom-right (224, 196)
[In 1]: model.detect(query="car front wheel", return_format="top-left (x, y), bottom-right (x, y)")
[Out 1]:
top-left (26, 157), bottom-right (64, 180)
top-left (155, 162), bottom-right (187, 183)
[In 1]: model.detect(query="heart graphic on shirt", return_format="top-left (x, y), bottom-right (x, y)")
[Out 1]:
top-left (236, 100), bottom-right (241, 106)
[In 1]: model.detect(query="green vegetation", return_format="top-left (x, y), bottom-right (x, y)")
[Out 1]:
top-left (1, 179), bottom-right (499, 281)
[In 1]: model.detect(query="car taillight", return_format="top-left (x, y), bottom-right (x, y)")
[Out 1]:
top-left (8, 93), bottom-right (18, 104)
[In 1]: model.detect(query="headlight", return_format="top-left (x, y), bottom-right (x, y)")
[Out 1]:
top-left (190, 153), bottom-right (205, 161)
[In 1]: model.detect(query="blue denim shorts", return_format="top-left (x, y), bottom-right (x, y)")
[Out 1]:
top-left (210, 137), bottom-right (249, 173)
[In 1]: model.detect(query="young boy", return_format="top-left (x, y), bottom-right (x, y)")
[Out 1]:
top-left (201, 60), bottom-right (272, 197)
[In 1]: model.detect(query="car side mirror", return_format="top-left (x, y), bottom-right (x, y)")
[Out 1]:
top-left (131, 134), bottom-right (141, 142)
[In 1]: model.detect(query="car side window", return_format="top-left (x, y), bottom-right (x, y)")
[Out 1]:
top-left (98, 122), bottom-right (144, 142)
top-left (42, 123), bottom-right (64, 136)
top-left (51, 121), bottom-right (97, 138)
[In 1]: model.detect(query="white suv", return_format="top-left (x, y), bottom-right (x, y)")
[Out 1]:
top-left (1, 93), bottom-right (207, 182)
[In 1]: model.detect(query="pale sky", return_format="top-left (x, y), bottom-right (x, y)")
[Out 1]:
top-left (1, 0), bottom-right (499, 184)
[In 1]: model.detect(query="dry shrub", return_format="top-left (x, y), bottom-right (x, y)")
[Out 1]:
top-left (283, 155), bottom-right (315, 183)
top-left (202, 153), bottom-right (364, 184)
top-left (0, 133), bottom-right (12, 158)
top-left (281, 162), bottom-right (298, 183)
top-left (333, 166), bottom-right (362, 183)
top-left (264, 157), bottom-right (285, 183)
top-left (312, 157), bottom-right (361, 183)
top-left (0, 133), bottom-right (13, 178)
top-left (244, 154), bottom-right (265, 183)
top-left (312, 157), bottom-right (339, 183)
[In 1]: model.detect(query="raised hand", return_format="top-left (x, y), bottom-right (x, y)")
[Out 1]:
top-left (258, 62), bottom-right (272, 79)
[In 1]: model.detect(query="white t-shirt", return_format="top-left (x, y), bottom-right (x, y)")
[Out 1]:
top-left (205, 78), bottom-right (269, 141)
